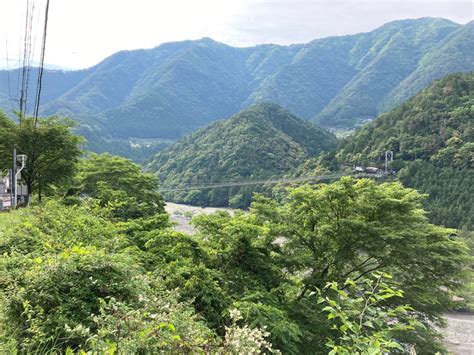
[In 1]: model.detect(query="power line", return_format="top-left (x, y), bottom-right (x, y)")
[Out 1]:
top-left (33, 0), bottom-right (50, 125)
top-left (23, 0), bottom-right (36, 117)
top-left (19, 0), bottom-right (35, 120)
top-left (158, 172), bottom-right (383, 192)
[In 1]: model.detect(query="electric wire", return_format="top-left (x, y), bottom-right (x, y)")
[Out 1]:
top-left (23, 1), bottom-right (36, 118)
top-left (18, 0), bottom-right (31, 120)
top-left (19, 0), bottom-right (35, 120)
top-left (33, 0), bottom-right (50, 125)
top-left (158, 172), bottom-right (383, 192)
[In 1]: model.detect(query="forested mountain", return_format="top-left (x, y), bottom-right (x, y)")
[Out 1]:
top-left (338, 72), bottom-right (474, 230)
top-left (0, 18), bottom-right (472, 145)
top-left (148, 103), bottom-right (337, 207)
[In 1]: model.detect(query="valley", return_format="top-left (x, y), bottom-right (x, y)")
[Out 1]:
top-left (0, 7), bottom-right (472, 353)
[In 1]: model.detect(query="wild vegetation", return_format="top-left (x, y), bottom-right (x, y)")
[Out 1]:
top-left (149, 103), bottom-right (337, 208)
top-left (338, 72), bottom-right (474, 230)
top-left (0, 173), bottom-right (469, 353)
top-left (1, 104), bottom-right (472, 353)
top-left (0, 14), bottom-right (472, 349)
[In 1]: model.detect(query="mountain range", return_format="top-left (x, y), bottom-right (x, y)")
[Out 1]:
top-left (0, 18), bottom-right (472, 145)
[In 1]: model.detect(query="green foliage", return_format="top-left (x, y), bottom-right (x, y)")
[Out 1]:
top-left (0, 177), bottom-right (470, 353)
top-left (79, 129), bottom-right (173, 163)
top-left (320, 273), bottom-right (420, 354)
top-left (385, 21), bottom-right (474, 110)
top-left (247, 178), bottom-right (468, 352)
top-left (153, 178), bottom-right (467, 353)
top-left (338, 72), bottom-right (474, 229)
top-left (72, 153), bottom-right (165, 220)
top-left (83, 289), bottom-right (215, 354)
top-left (398, 161), bottom-right (473, 230)
top-left (149, 103), bottom-right (337, 208)
top-left (0, 202), bottom-right (134, 351)
top-left (0, 201), bottom-right (280, 353)
top-left (0, 112), bottom-right (83, 200)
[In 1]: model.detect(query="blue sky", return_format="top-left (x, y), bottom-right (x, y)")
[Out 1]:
top-left (1, 0), bottom-right (472, 69)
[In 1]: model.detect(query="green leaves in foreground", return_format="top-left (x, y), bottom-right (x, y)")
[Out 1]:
top-left (0, 177), bottom-right (470, 353)
top-left (320, 272), bottom-right (422, 354)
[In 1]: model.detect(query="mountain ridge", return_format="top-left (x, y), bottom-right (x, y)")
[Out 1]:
top-left (0, 17), bottom-right (472, 144)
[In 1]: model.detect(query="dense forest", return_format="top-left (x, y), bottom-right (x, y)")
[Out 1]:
top-left (149, 103), bottom-right (337, 208)
top-left (1, 18), bottom-right (472, 154)
top-left (338, 72), bottom-right (474, 230)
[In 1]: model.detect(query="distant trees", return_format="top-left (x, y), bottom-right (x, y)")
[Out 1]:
top-left (149, 103), bottom-right (337, 208)
top-left (0, 112), bottom-right (83, 201)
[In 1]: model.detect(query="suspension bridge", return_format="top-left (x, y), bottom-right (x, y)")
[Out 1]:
top-left (158, 171), bottom-right (388, 193)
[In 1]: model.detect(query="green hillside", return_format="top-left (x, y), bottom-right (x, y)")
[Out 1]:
top-left (338, 72), bottom-right (474, 230)
top-left (382, 21), bottom-right (474, 111)
top-left (315, 18), bottom-right (465, 127)
top-left (148, 103), bottom-right (337, 207)
top-left (1, 18), bottom-right (472, 147)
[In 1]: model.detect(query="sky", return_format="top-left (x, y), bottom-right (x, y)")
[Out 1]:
top-left (0, 0), bottom-right (472, 69)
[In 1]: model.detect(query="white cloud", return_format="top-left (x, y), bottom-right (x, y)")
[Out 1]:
top-left (0, 0), bottom-right (471, 69)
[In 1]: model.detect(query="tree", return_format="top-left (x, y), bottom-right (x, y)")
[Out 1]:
top-left (0, 112), bottom-right (17, 172)
top-left (249, 177), bottom-right (469, 352)
top-left (0, 201), bottom-right (278, 353)
top-left (72, 153), bottom-right (165, 220)
top-left (0, 112), bottom-right (83, 201)
top-left (0, 201), bottom-right (214, 352)
top-left (189, 177), bottom-right (469, 352)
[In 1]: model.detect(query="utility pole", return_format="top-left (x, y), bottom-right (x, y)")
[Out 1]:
top-left (11, 148), bottom-right (16, 208)
top-left (14, 155), bottom-right (27, 208)
top-left (384, 151), bottom-right (393, 174)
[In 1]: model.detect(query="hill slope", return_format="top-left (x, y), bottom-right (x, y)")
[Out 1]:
top-left (338, 72), bottom-right (474, 229)
top-left (1, 18), bottom-right (473, 144)
top-left (148, 103), bottom-right (337, 208)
